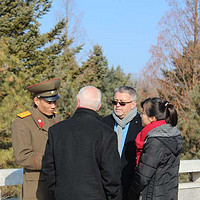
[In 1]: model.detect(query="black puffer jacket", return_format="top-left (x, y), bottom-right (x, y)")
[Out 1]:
top-left (129, 124), bottom-right (182, 200)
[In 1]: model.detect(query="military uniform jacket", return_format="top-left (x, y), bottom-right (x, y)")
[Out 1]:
top-left (11, 107), bottom-right (59, 200)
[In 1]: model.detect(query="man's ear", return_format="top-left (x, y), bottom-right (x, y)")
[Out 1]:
top-left (131, 100), bottom-right (137, 109)
top-left (150, 116), bottom-right (157, 122)
top-left (97, 103), bottom-right (101, 111)
top-left (34, 97), bottom-right (39, 106)
top-left (76, 98), bottom-right (80, 108)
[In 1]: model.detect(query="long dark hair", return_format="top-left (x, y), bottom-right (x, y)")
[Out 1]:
top-left (141, 97), bottom-right (178, 127)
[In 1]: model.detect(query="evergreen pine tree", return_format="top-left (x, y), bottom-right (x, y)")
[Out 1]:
top-left (54, 44), bottom-right (82, 119)
top-left (79, 45), bottom-right (136, 116)
top-left (0, 0), bottom-right (67, 168)
top-left (79, 45), bottom-right (108, 88)
top-left (102, 66), bottom-right (136, 116)
top-left (0, 0), bottom-right (66, 83)
top-left (0, 37), bottom-right (31, 169)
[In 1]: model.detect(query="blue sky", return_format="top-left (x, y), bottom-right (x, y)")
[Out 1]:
top-left (39, 0), bottom-right (169, 75)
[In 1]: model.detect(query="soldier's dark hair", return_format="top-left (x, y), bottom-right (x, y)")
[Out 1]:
top-left (141, 97), bottom-right (178, 127)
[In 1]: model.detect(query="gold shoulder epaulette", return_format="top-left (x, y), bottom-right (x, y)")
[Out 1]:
top-left (17, 111), bottom-right (31, 118)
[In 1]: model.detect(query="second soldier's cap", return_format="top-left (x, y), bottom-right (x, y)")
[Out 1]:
top-left (27, 79), bottom-right (61, 101)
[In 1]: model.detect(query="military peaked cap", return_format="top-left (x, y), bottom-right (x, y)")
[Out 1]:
top-left (27, 79), bottom-right (61, 101)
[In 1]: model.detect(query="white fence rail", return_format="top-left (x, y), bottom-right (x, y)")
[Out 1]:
top-left (1, 160), bottom-right (200, 200)
top-left (0, 168), bottom-right (23, 200)
top-left (179, 160), bottom-right (200, 200)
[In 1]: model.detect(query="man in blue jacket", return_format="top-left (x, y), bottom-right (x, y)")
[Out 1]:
top-left (42, 86), bottom-right (121, 200)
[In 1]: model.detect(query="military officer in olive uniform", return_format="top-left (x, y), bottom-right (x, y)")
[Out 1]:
top-left (11, 78), bottom-right (61, 200)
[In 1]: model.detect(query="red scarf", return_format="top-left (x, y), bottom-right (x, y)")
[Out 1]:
top-left (135, 120), bottom-right (166, 168)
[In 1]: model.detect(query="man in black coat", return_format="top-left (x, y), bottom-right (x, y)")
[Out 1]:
top-left (42, 86), bottom-right (121, 200)
top-left (102, 86), bottom-right (143, 200)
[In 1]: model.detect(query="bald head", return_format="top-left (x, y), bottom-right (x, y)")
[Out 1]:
top-left (77, 86), bottom-right (102, 111)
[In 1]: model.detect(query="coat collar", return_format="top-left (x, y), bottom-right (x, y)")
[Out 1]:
top-left (74, 108), bottom-right (102, 121)
top-left (30, 107), bottom-right (57, 131)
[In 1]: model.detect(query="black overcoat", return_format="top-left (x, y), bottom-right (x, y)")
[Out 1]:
top-left (102, 113), bottom-right (143, 200)
top-left (42, 108), bottom-right (121, 200)
top-left (129, 124), bottom-right (182, 200)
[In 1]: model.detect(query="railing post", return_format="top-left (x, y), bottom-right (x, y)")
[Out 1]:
top-left (191, 172), bottom-right (200, 182)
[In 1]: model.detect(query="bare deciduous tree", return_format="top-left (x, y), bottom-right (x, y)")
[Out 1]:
top-left (139, 0), bottom-right (200, 158)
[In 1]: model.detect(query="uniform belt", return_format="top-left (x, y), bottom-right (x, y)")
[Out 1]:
top-left (24, 169), bottom-right (41, 173)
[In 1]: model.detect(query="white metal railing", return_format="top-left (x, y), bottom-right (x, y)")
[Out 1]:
top-left (1, 160), bottom-right (200, 200)
top-left (178, 160), bottom-right (200, 200)
top-left (0, 168), bottom-right (23, 200)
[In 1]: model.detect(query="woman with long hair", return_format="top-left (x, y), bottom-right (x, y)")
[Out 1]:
top-left (129, 97), bottom-right (182, 200)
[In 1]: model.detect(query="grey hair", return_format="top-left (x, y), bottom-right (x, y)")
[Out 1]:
top-left (77, 86), bottom-right (101, 110)
top-left (114, 86), bottom-right (137, 101)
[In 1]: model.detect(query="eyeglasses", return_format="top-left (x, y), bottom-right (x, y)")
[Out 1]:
top-left (112, 100), bottom-right (133, 106)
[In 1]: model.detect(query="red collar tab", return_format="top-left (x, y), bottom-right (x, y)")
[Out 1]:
top-left (37, 117), bottom-right (43, 128)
